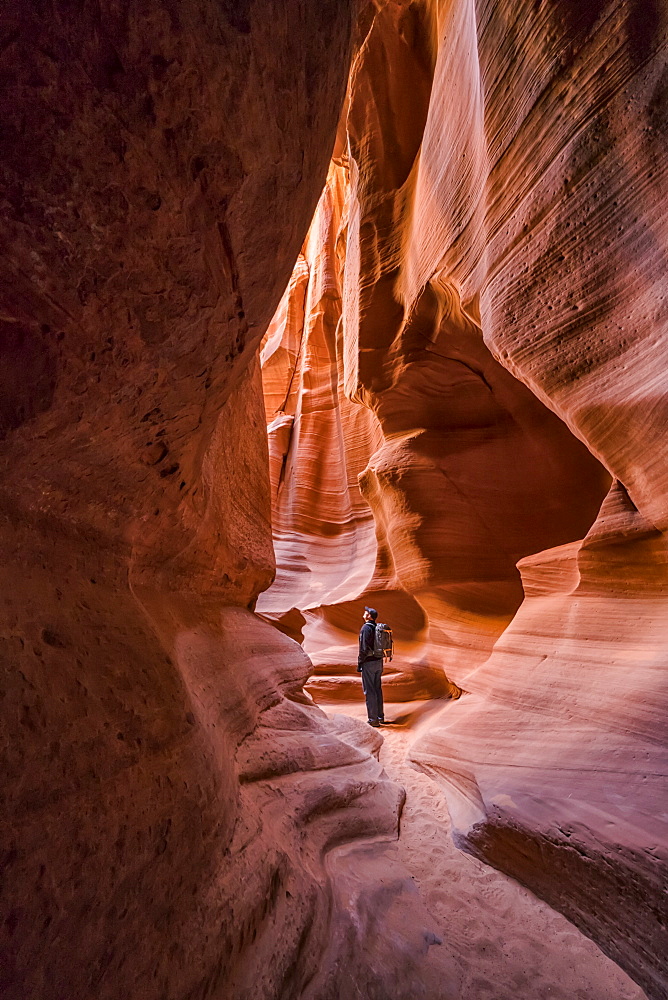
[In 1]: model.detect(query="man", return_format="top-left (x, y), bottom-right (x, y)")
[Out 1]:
top-left (357, 606), bottom-right (385, 727)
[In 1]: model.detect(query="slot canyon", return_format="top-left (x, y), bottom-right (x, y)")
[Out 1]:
top-left (1, 1), bottom-right (666, 998)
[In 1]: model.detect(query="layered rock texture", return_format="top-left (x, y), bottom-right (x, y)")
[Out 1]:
top-left (2, 1), bottom-right (668, 999)
top-left (257, 164), bottom-right (454, 701)
top-left (259, 162), bottom-right (383, 614)
top-left (260, 2), bottom-right (668, 999)
top-left (0, 3), bottom-right (453, 998)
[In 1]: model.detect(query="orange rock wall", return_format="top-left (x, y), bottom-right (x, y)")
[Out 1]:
top-left (341, 2), bottom-right (668, 997)
top-left (258, 164), bottom-right (386, 615)
top-left (3, 1), bottom-right (667, 998)
top-left (258, 164), bottom-right (465, 700)
top-left (343, 0), bottom-right (614, 679)
top-left (0, 4), bottom-right (455, 998)
top-left (260, 2), bottom-right (668, 997)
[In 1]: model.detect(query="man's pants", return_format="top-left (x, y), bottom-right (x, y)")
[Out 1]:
top-left (361, 659), bottom-right (384, 721)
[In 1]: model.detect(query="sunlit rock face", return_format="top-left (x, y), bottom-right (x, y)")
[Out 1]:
top-left (0, 3), bottom-right (458, 997)
top-left (258, 163), bottom-right (384, 615)
top-left (343, 0), bottom-right (612, 682)
top-left (339, 2), bottom-right (668, 998)
top-left (260, 8), bottom-right (610, 686)
top-left (258, 166), bottom-right (455, 700)
top-left (256, 162), bottom-right (417, 706)
top-left (260, 1), bottom-right (668, 997)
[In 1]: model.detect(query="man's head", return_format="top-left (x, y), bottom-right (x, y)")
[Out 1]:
top-left (363, 607), bottom-right (378, 623)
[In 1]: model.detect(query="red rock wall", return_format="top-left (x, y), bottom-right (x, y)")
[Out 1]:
top-left (0, 3), bottom-right (455, 998)
top-left (258, 163), bottom-right (386, 615)
top-left (342, 0), bottom-right (613, 680)
top-left (413, 481), bottom-right (668, 999)
top-left (260, 2), bottom-right (668, 997)
top-left (341, 2), bottom-right (668, 997)
top-left (258, 163), bottom-right (457, 701)
top-left (4, 1), bottom-right (667, 997)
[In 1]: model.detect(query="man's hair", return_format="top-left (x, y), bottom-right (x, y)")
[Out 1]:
top-left (364, 607), bottom-right (378, 620)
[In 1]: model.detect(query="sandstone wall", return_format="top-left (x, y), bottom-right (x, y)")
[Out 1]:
top-left (257, 163), bottom-right (453, 701)
top-left (259, 2), bottom-right (668, 997)
top-left (4, 1), bottom-right (667, 997)
top-left (0, 3), bottom-right (454, 997)
top-left (340, 2), bottom-right (668, 997)
top-left (258, 163), bottom-right (385, 615)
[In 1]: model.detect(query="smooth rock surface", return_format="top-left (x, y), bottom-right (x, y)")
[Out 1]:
top-left (3, 1), bottom-right (668, 998)
top-left (260, 3), bottom-right (668, 998)
top-left (322, 698), bottom-right (647, 1000)
top-left (258, 163), bottom-right (384, 616)
top-left (339, 3), bottom-right (668, 997)
top-left (0, 4), bottom-right (454, 998)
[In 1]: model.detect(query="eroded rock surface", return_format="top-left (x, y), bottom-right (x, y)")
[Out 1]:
top-left (0, 3), bottom-right (453, 998)
top-left (411, 481), bottom-right (668, 1000)
top-left (342, 3), bottom-right (668, 997)
top-left (258, 163), bottom-right (384, 615)
top-left (260, 2), bottom-right (668, 998)
top-left (3, 1), bottom-right (668, 998)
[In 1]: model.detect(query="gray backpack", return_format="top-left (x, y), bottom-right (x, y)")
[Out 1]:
top-left (372, 623), bottom-right (394, 661)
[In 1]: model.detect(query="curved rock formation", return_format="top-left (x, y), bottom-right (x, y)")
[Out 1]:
top-left (339, 2), bottom-right (668, 997)
top-left (411, 481), bottom-right (668, 1000)
top-left (342, 1), bottom-right (613, 681)
top-left (3, 1), bottom-right (668, 998)
top-left (258, 163), bottom-right (384, 615)
top-left (259, 2), bottom-right (668, 997)
top-left (0, 3), bottom-right (454, 998)
top-left (258, 166), bottom-right (463, 702)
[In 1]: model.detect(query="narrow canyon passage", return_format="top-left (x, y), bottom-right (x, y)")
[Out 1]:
top-left (320, 698), bottom-right (647, 1000)
top-left (1, 2), bottom-right (667, 999)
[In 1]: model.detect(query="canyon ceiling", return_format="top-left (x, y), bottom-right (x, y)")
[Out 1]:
top-left (1, 2), bottom-right (667, 999)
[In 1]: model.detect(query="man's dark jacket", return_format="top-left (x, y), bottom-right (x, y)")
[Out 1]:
top-left (358, 622), bottom-right (381, 669)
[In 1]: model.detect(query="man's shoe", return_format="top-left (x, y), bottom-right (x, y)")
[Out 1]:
top-left (367, 719), bottom-right (380, 727)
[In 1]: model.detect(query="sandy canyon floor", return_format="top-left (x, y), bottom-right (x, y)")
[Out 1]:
top-left (320, 698), bottom-right (647, 1000)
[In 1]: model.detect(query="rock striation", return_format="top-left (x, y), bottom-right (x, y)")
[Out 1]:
top-left (412, 481), bottom-right (668, 1000)
top-left (344, 2), bottom-right (668, 997)
top-left (0, 3), bottom-right (454, 998)
top-left (260, 2), bottom-right (668, 998)
top-left (258, 163), bottom-right (384, 616)
top-left (2, 1), bottom-right (668, 998)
